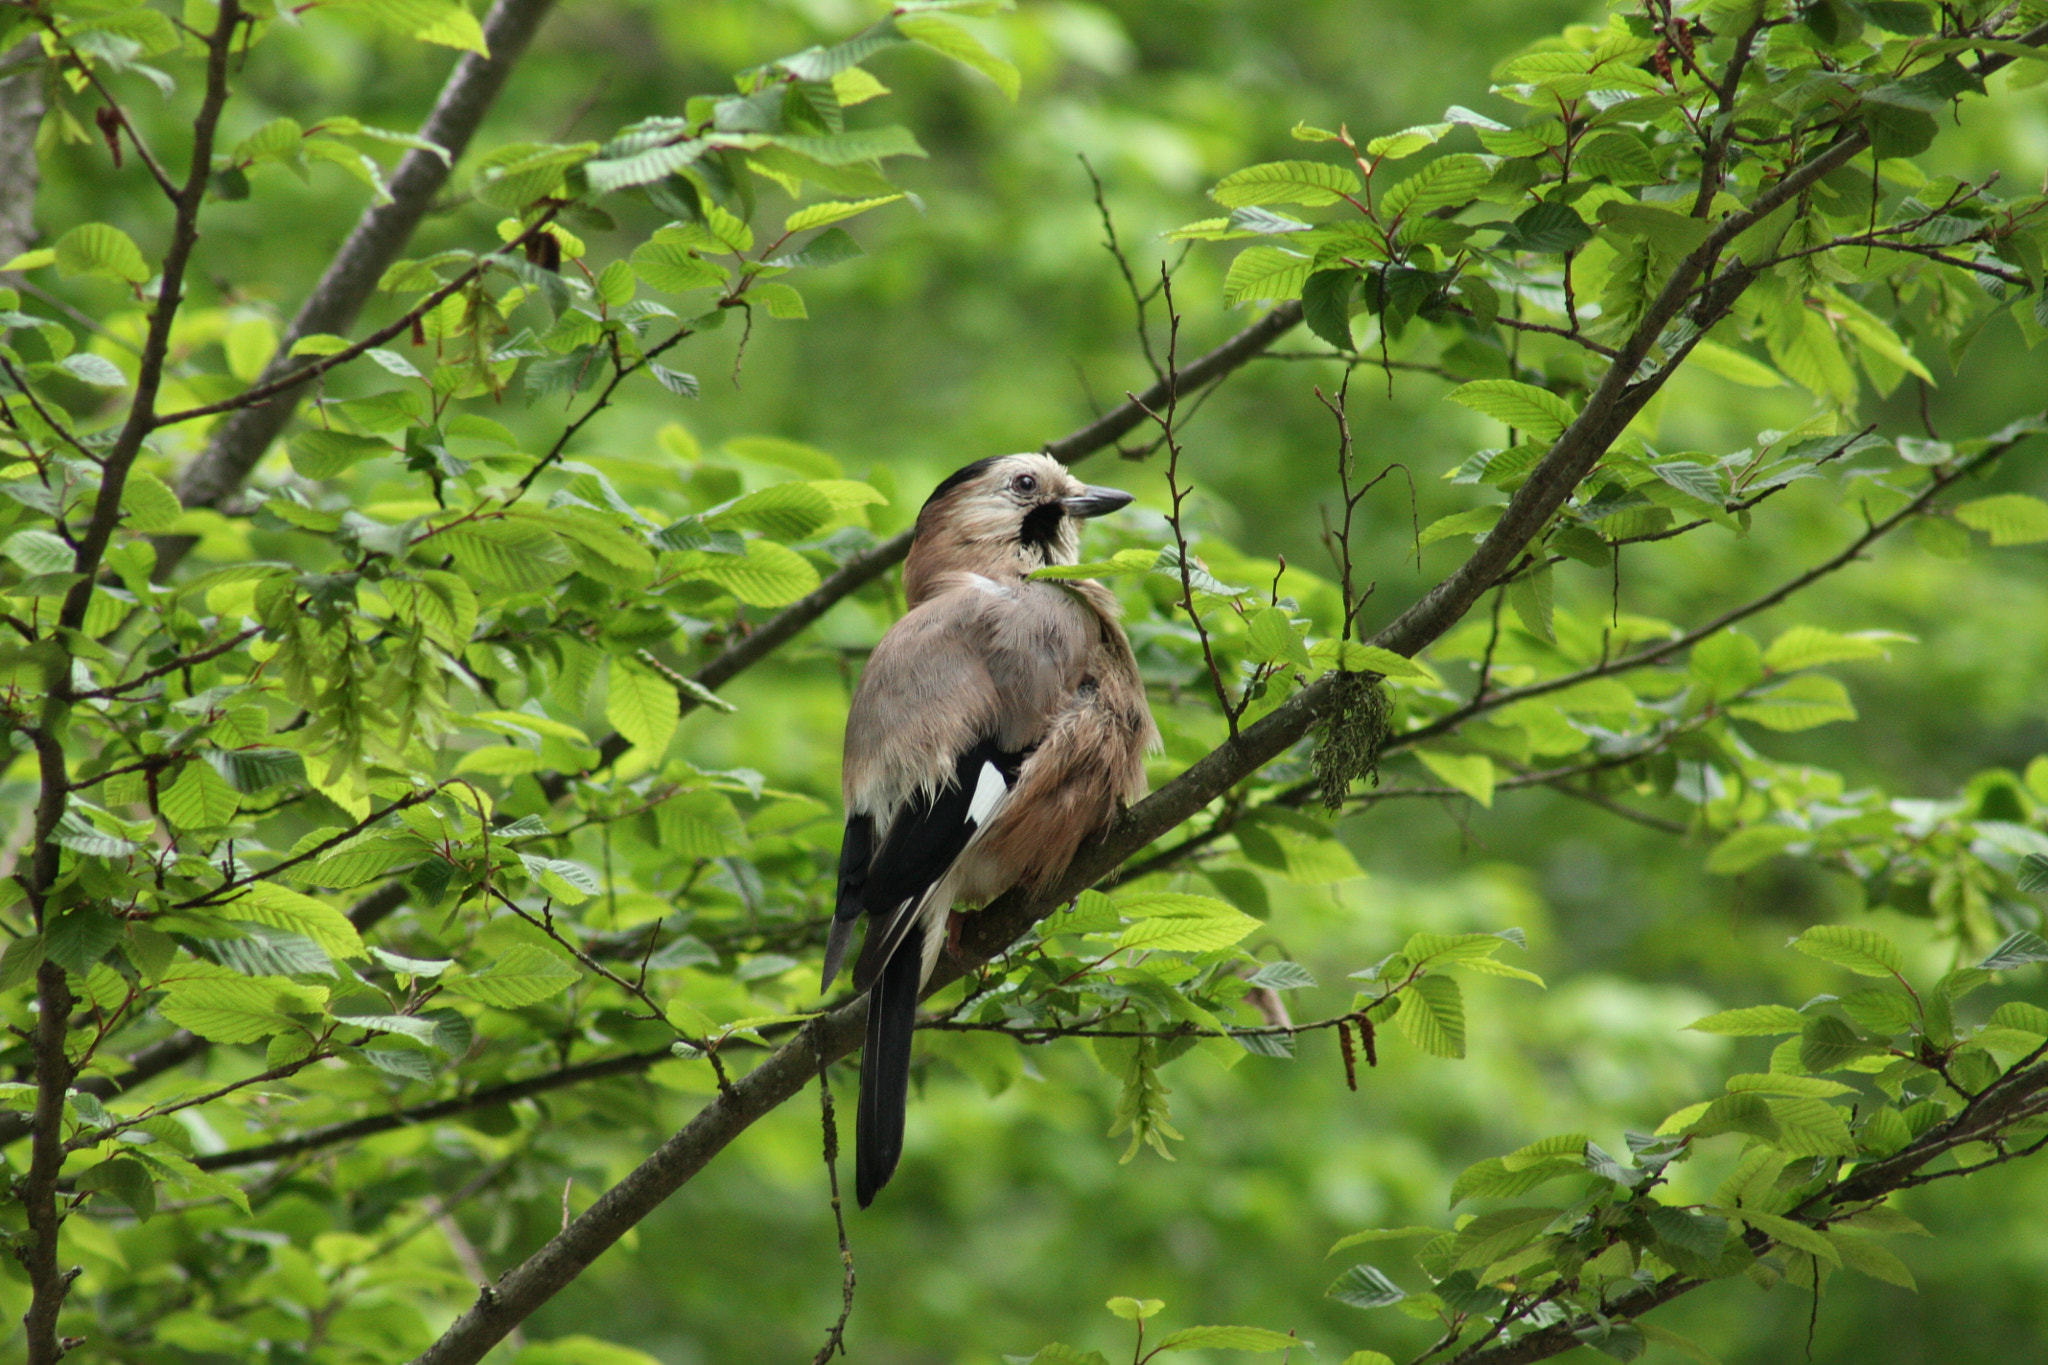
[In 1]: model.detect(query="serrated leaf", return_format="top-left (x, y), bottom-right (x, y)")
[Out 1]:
top-left (1150, 1326), bottom-right (1302, 1353)
top-left (204, 923), bottom-right (335, 979)
top-left (1792, 924), bottom-right (1904, 978)
top-left (160, 761), bottom-right (242, 831)
top-left (1955, 494), bottom-right (2048, 545)
top-left (1447, 380), bottom-right (1578, 440)
top-left (1394, 974), bottom-right (1464, 1058)
top-left (1711, 1207), bottom-right (1838, 1264)
top-left (1728, 674), bottom-right (1857, 732)
top-left (667, 538), bottom-right (821, 606)
top-left (1762, 627), bottom-right (1907, 670)
top-left (607, 657), bottom-right (679, 758)
top-left (214, 884), bottom-right (365, 959)
top-left (1223, 246), bottom-right (1311, 306)
top-left (1327, 1264), bottom-right (1406, 1309)
top-left (1980, 930), bottom-right (2048, 970)
top-left (1114, 911), bottom-right (1261, 953)
top-left (1415, 750), bottom-right (1494, 807)
top-left (55, 222), bottom-right (150, 284)
top-left (1686, 1004), bottom-right (1808, 1036)
top-left (1212, 159), bottom-right (1361, 209)
top-left (895, 13), bottom-right (1020, 99)
top-left (441, 943), bottom-right (579, 1007)
top-left (784, 194), bottom-right (904, 233)
top-left (1380, 154), bottom-right (1491, 218)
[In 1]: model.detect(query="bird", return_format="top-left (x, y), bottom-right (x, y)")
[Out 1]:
top-left (824, 452), bottom-right (1159, 1206)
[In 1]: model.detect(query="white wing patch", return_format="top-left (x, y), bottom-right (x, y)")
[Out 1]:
top-left (966, 759), bottom-right (1009, 826)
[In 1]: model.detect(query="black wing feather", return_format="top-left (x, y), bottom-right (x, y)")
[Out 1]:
top-left (841, 736), bottom-right (1026, 1205)
top-left (849, 736), bottom-right (1023, 992)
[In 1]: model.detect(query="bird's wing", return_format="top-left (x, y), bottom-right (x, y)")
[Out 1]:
top-left (825, 590), bottom-right (1045, 993)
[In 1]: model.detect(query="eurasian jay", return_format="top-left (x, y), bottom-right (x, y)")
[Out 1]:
top-left (824, 453), bottom-right (1159, 1206)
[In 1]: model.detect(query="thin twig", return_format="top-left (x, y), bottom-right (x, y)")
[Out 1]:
top-left (809, 1060), bottom-right (857, 1365)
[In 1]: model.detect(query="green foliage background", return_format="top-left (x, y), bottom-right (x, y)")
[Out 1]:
top-left (3, 1), bottom-right (2048, 1363)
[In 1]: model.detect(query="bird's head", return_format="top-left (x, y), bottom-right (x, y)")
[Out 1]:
top-left (904, 454), bottom-right (1134, 605)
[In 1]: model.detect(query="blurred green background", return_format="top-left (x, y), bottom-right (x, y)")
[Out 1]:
top-left (22, 0), bottom-right (2048, 1360)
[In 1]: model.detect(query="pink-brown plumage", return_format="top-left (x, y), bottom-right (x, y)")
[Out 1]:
top-left (828, 453), bottom-right (1157, 1205)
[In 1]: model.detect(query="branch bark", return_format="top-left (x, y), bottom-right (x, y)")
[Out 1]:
top-left (0, 37), bottom-right (42, 271)
top-left (170, 0), bottom-right (560, 517)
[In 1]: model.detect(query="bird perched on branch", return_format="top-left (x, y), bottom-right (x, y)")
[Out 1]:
top-left (824, 453), bottom-right (1159, 1206)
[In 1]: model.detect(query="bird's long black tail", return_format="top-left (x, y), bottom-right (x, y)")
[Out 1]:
top-left (856, 929), bottom-right (924, 1207)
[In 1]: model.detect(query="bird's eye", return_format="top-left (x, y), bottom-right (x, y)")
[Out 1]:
top-left (1013, 473), bottom-right (1038, 494)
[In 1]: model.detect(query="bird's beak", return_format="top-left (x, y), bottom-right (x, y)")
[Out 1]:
top-left (1062, 484), bottom-right (1134, 519)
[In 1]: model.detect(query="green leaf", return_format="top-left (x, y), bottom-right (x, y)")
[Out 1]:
top-left (1244, 606), bottom-right (1314, 669)
top-left (1712, 1207), bottom-right (1839, 1265)
top-left (1449, 1155), bottom-right (1583, 1204)
top-left (3, 529), bottom-right (75, 575)
top-left (784, 194), bottom-right (904, 233)
top-left (1500, 200), bottom-right (1592, 254)
top-left (1301, 268), bottom-right (1358, 350)
top-left (1326, 1226), bottom-right (1438, 1256)
top-left (1415, 750), bottom-right (1494, 807)
top-left (1792, 924), bottom-right (1905, 978)
top-left (1212, 160), bottom-right (1361, 209)
top-left (441, 519), bottom-right (578, 592)
top-left (1447, 380), bottom-right (1578, 440)
top-left (1704, 825), bottom-right (1803, 875)
top-left (55, 222), bottom-right (151, 285)
top-left (1452, 1204), bottom-right (1563, 1272)
top-left (1688, 339), bottom-right (1785, 388)
top-left (441, 943), bottom-right (579, 1007)
top-left (1980, 931), bottom-right (2048, 971)
top-left (160, 760), bottom-right (242, 831)
top-left (1394, 974), bottom-right (1465, 1059)
top-left (1801, 1013), bottom-right (1883, 1073)
top-left (46, 909), bottom-right (122, 975)
top-left (1954, 494), bottom-right (2048, 546)
top-left (667, 538), bottom-right (822, 606)
top-left (1114, 909), bottom-right (1262, 953)
top-left (607, 658), bottom-right (680, 758)
top-left (1988, 1001), bottom-right (2048, 1036)
top-left (1380, 154), bottom-right (1492, 217)
top-left (333, 0), bottom-right (490, 53)
top-left (289, 430), bottom-right (389, 480)
top-left (1327, 1264), bottom-right (1406, 1309)
top-left (1762, 627), bottom-right (1907, 671)
top-left (773, 126), bottom-right (926, 166)
top-left (1596, 200), bottom-right (1711, 255)
top-left (204, 924), bottom-right (335, 979)
top-left (1150, 1326), bottom-right (1302, 1353)
top-left (631, 240), bottom-right (727, 294)
top-left (1365, 123), bottom-right (1450, 158)
top-left (156, 963), bottom-right (321, 1043)
top-left (1833, 1232), bottom-right (1917, 1289)
top-left (1506, 562), bottom-right (1554, 642)
top-left (1105, 1297), bottom-right (1165, 1322)
top-left (225, 883), bottom-right (368, 959)
top-left (1223, 246), bottom-right (1311, 306)
top-left (1648, 1206), bottom-right (1730, 1260)
top-left (702, 482), bottom-right (836, 539)
top-left (895, 14), bottom-right (1020, 99)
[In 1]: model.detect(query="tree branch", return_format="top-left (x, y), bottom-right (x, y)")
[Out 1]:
top-left (22, 962), bottom-right (79, 1365)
